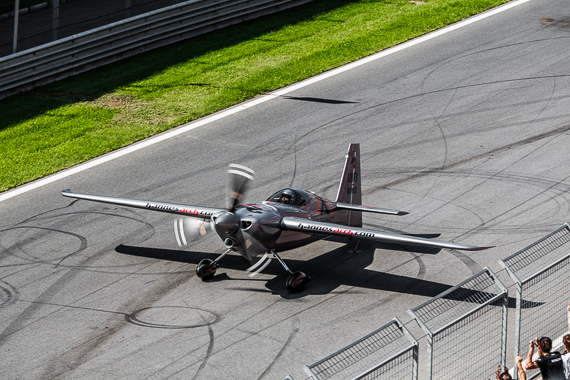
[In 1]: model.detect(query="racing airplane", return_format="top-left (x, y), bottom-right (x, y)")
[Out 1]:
top-left (61, 143), bottom-right (492, 292)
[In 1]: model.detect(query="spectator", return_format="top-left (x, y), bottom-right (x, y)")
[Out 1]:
top-left (495, 364), bottom-right (508, 380)
top-left (516, 354), bottom-right (527, 380)
top-left (562, 334), bottom-right (569, 379)
top-left (525, 337), bottom-right (565, 379)
top-left (495, 355), bottom-right (526, 380)
top-left (497, 370), bottom-right (513, 380)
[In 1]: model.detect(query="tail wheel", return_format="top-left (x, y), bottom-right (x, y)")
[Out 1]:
top-left (196, 259), bottom-right (218, 281)
top-left (286, 271), bottom-right (310, 293)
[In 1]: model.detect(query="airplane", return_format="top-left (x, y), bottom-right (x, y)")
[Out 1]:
top-left (61, 143), bottom-right (492, 292)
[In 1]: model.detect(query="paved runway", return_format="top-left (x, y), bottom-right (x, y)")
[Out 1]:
top-left (1, 0), bottom-right (570, 378)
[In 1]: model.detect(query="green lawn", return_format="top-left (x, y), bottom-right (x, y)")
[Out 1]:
top-left (0, 0), bottom-right (511, 193)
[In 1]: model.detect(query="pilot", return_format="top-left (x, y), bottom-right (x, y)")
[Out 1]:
top-left (280, 190), bottom-right (294, 204)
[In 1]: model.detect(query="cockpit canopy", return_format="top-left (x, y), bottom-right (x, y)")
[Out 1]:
top-left (266, 188), bottom-right (311, 206)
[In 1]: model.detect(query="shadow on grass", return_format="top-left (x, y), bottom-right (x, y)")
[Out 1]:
top-left (0, 0), bottom-right (360, 131)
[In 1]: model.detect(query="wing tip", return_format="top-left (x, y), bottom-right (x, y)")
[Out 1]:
top-left (466, 245), bottom-right (495, 251)
top-left (397, 211), bottom-right (409, 216)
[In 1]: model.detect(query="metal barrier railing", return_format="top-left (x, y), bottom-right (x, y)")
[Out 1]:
top-left (499, 223), bottom-right (570, 379)
top-left (289, 224), bottom-right (570, 380)
top-left (408, 267), bottom-right (508, 380)
top-left (1, 0), bottom-right (182, 56)
top-left (0, 0), bottom-right (313, 99)
top-left (304, 318), bottom-right (418, 380)
top-left (351, 345), bottom-right (417, 380)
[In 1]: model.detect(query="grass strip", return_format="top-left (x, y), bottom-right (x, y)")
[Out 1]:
top-left (0, 0), bottom-right (511, 193)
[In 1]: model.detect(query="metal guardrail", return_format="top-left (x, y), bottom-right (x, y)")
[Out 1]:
top-left (499, 223), bottom-right (570, 380)
top-left (0, 0), bottom-right (313, 100)
top-left (289, 224), bottom-right (570, 379)
top-left (408, 267), bottom-right (508, 380)
top-left (304, 318), bottom-right (418, 380)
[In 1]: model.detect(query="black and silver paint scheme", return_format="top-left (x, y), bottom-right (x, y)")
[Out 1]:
top-left (62, 144), bottom-right (492, 292)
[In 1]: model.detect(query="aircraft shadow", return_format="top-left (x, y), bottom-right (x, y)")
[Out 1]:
top-left (282, 96), bottom-right (359, 104)
top-left (115, 241), bottom-right (534, 308)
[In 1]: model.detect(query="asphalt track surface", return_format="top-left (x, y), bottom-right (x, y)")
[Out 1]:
top-left (1, 0), bottom-right (570, 378)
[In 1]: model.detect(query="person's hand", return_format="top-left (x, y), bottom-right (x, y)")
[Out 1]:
top-left (516, 354), bottom-right (523, 363)
top-left (567, 300), bottom-right (570, 312)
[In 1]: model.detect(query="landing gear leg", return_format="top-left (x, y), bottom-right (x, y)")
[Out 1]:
top-left (350, 238), bottom-right (361, 254)
top-left (196, 248), bottom-right (230, 281)
top-left (271, 250), bottom-right (310, 293)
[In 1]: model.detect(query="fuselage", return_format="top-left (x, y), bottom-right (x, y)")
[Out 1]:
top-left (219, 188), bottom-right (351, 260)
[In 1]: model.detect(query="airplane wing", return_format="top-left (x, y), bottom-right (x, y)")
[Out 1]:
top-left (61, 189), bottom-right (225, 219)
top-left (281, 216), bottom-right (493, 251)
top-left (335, 202), bottom-right (409, 216)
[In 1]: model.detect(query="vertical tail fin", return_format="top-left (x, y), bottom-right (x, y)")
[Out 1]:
top-left (335, 143), bottom-right (362, 227)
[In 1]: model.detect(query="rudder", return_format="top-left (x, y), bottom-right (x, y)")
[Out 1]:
top-left (335, 143), bottom-right (362, 227)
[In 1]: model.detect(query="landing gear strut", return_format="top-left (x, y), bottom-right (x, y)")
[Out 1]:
top-left (196, 249), bottom-right (231, 281)
top-left (271, 250), bottom-right (310, 293)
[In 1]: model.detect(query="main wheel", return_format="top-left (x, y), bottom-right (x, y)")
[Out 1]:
top-left (196, 259), bottom-right (218, 281)
top-left (286, 271), bottom-right (310, 293)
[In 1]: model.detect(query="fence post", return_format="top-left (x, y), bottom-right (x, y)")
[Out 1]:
top-left (12, 0), bottom-right (20, 53)
top-left (52, 0), bottom-right (60, 41)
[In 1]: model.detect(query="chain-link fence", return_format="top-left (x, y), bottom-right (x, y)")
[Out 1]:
top-left (499, 223), bottom-right (570, 379)
top-left (408, 268), bottom-right (508, 380)
top-left (304, 318), bottom-right (418, 380)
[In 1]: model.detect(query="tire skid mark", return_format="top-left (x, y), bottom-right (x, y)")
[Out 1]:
top-left (14, 199), bottom-right (80, 226)
top-left (0, 265), bottom-right (85, 346)
top-left (140, 320), bottom-right (217, 379)
top-left (256, 316), bottom-right (300, 380)
top-left (414, 87), bottom-right (455, 207)
top-left (0, 202), bottom-right (197, 378)
top-left (363, 193), bottom-right (488, 238)
top-left (325, 247), bottom-right (428, 327)
top-left (173, 289), bottom-right (327, 378)
top-left (415, 119), bottom-right (570, 240)
top-left (291, 73), bottom-right (570, 151)
top-left (191, 321), bottom-right (215, 380)
top-left (447, 249), bottom-right (483, 275)
top-left (453, 172), bottom-right (570, 242)
top-left (364, 123), bottom-right (570, 195)
top-left (367, 124), bottom-right (570, 236)
top-left (2, 226), bottom-right (88, 267)
top-left (125, 306), bottom-right (219, 329)
top-left (0, 279), bottom-right (19, 308)
top-left (37, 270), bottom-right (199, 379)
top-left (3, 211), bottom-right (156, 270)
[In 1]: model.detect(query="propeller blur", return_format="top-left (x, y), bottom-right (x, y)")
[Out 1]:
top-left (61, 143), bottom-right (493, 292)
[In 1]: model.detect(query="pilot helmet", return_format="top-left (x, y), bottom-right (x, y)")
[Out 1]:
top-left (280, 189), bottom-right (295, 204)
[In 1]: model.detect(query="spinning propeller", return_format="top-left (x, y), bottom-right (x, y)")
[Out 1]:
top-left (174, 164), bottom-right (255, 247)
top-left (174, 164), bottom-right (272, 280)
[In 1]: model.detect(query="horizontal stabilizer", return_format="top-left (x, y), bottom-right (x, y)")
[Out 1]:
top-left (335, 202), bottom-right (409, 216)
